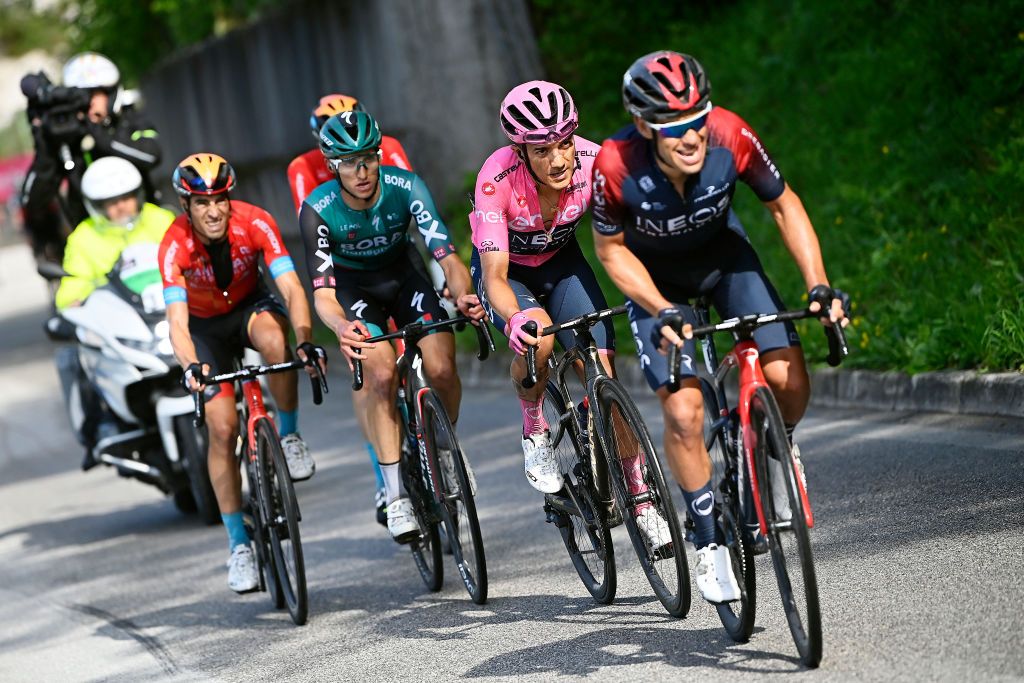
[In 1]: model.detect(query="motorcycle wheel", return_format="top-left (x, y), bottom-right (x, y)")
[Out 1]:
top-left (173, 415), bottom-right (220, 525)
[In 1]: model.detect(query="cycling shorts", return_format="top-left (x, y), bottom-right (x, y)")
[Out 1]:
top-left (471, 240), bottom-right (614, 353)
top-left (189, 286), bottom-right (287, 401)
top-left (333, 246), bottom-right (450, 338)
top-left (627, 236), bottom-right (799, 391)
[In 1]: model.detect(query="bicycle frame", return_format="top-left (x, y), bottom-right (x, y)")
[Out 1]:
top-left (238, 377), bottom-right (271, 462)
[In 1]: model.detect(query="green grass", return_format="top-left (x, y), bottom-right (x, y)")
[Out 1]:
top-left (508, 0), bottom-right (1024, 372)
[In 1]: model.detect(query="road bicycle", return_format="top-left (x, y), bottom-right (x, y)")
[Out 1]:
top-left (353, 316), bottom-right (493, 604)
top-left (523, 306), bottom-right (691, 617)
top-left (667, 298), bottom-right (848, 667)
top-left (193, 354), bottom-right (328, 625)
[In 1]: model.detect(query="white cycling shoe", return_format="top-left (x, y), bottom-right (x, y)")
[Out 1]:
top-left (694, 543), bottom-right (741, 604)
top-left (522, 431), bottom-right (563, 494)
top-left (386, 497), bottom-right (420, 544)
top-left (281, 433), bottom-right (315, 481)
top-left (635, 507), bottom-right (673, 553)
top-left (227, 544), bottom-right (259, 594)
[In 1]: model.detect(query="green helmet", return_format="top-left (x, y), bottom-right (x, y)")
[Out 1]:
top-left (318, 111), bottom-right (382, 159)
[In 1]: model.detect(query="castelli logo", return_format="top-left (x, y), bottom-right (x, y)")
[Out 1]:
top-left (517, 195), bottom-right (528, 207)
top-left (482, 182), bottom-right (496, 196)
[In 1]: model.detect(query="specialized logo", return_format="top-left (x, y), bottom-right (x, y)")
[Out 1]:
top-left (411, 291), bottom-right (424, 313)
top-left (350, 299), bottom-right (369, 319)
top-left (372, 214), bottom-right (381, 231)
top-left (481, 182), bottom-right (496, 196)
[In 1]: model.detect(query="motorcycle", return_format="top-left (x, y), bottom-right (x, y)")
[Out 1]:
top-left (41, 243), bottom-right (219, 523)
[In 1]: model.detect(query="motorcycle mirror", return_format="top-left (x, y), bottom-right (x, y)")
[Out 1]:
top-left (37, 261), bottom-right (70, 281)
top-left (43, 315), bottom-right (75, 342)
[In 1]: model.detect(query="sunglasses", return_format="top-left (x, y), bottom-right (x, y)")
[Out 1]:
top-left (521, 119), bottom-right (579, 145)
top-left (647, 102), bottom-right (713, 138)
top-left (328, 151), bottom-right (381, 172)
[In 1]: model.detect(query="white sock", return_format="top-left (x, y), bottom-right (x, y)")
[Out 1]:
top-left (381, 462), bottom-right (402, 505)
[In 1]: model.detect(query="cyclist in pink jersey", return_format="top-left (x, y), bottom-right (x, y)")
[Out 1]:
top-left (469, 81), bottom-right (673, 552)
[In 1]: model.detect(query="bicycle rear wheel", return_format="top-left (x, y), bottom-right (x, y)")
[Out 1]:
top-left (750, 386), bottom-right (821, 667)
top-left (597, 379), bottom-right (690, 618)
top-left (702, 378), bottom-right (756, 642)
top-left (400, 419), bottom-right (443, 592)
top-left (256, 418), bottom-right (308, 625)
top-left (421, 390), bottom-right (488, 604)
top-left (542, 381), bottom-right (616, 604)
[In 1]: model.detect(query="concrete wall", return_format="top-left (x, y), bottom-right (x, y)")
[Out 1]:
top-left (140, 0), bottom-right (542, 234)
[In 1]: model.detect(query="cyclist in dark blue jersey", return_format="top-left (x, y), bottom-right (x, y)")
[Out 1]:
top-left (592, 51), bottom-right (848, 605)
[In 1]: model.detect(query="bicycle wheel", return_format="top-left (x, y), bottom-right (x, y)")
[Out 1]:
top-left (244, 456), bottom-right (284, 610)
top-left (750, 386), bottom-right (821, 667)
top-left (701, 378), bottom-right (756, 642)
top-left (400, 417), bottom-right (443, 592)
top-left (256, 418), bottom-right (308, 625)
top-left (596, 379), bottom-right (690, 618)
top-left (542, 381), bottom-right (616, 604)
top-left (421, 390), bottom-right (488, 604)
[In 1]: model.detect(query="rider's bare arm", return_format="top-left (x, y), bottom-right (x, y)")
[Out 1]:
top-left (273, 270), bottom-right (313, 346)
top-left (593, 230), bottom-right (673, 317)
top-left (166, 300), bottom-right (200, 370)
top-left (479, 249), bottom-right (523, 322)
top-left (437, 253), bottom-right (483, 320)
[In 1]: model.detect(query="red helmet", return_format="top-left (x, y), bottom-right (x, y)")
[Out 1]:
top-left (622, 51), bottom-right (711, 123)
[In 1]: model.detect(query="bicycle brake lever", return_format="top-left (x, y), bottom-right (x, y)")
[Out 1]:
top-left (475, 320), bottom-right (494, 361)
top-left (522, 321), bottom-right (538, 389)
top-left (351, 349), bottom-right (364, 391)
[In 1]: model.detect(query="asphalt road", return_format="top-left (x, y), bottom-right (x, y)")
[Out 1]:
top-left (1, 243), bottom-right (1022, 682)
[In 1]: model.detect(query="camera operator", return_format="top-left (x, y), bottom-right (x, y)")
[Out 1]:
top-left (19, 52), bottom-right (161, 262)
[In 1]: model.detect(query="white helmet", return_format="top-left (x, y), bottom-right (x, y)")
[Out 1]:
top-left (81, 157), bottom-right (143, 228)
top-left (63, 52), bottom-right (120, 89)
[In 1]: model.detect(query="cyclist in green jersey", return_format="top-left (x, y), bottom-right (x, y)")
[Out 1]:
top-left (299, 111), bottom-right (484, 543)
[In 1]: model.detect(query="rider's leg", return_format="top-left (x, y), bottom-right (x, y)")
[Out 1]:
top-left (204, 390), bottom-right (245, 547)
top-left (247, 311), bottom-right (297, 426)
top-left (419, 331), bottom-right (461, 423)
top-left (761, 346), bottom-right (810, 428)
top-left (351, 338), bottom-right (401, 500)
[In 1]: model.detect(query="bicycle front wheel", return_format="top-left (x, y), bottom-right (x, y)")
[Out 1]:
top-left (256, 418), bottom-right (308, 625)
top-left (750, 386), bottom-right (821, 667)
top-left (597, 379), bottom-right (690, 618)
top-left (542, 381), bottom-right (616, 604)
top-left (702, 378), bottom-right (756, 642)
top-left (400, 416), bottom-right (443, 592)
top-left (421, 390), bottom-right (488, 604)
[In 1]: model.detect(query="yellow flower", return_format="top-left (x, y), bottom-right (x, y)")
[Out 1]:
top-left (859, 332), bottom-right (869, 349)
top-left (921, 251), bottom-right (929, 261)
top-left (940, 225), bottom-right (948, 234)
top-left (882, 145), bottom-right (890, 154)
top-left (835, 216), bottom-right (843, 225)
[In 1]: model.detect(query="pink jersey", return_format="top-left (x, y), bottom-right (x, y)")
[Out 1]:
top-left (470, 136), bottom-right (599, 267)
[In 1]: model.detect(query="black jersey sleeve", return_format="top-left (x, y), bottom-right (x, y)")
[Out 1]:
top-left (298, 202), bottom-right (336, 290)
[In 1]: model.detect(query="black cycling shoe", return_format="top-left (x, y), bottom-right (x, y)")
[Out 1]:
top-left (81, 448), bottom-right (98, 472)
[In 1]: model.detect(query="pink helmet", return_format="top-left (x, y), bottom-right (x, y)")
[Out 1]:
top-left (499, 80), bottom-right (579, 145)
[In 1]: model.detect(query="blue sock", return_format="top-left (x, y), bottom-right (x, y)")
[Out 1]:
top-left (366, 441), bottom-right (385, 489)
top-left (278, 409), bottom-right (298, 437)
top-left (222, 511), bottom-right (250, 550)
top-left (680, 481), bottom-right (719, 548)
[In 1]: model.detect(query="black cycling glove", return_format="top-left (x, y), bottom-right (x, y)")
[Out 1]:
top-left (296, 341), bottom-right (327, 366)
top-left (650, 307), bottom-right (685, 349)
top-left (808, 285), bottom-right (851, 319)
top-left (181, 362), bottom-right (204, 392)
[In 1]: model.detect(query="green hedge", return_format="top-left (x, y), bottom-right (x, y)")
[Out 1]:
top-left (448, 0), bottom-right (1023, 372)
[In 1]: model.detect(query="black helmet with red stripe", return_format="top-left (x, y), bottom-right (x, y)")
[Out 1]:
top-left (622, 51), bottom-right (711, 124)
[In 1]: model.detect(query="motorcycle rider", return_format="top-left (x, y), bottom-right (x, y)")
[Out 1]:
top-left (20, 52), bottom-right (161, 263)
top-left (54, 156), bottom-right (174, 470)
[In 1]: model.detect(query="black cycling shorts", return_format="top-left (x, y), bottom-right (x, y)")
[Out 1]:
top-left (628, 233), bottom-right (799, 391)
top-left (471, 240), bottom-right (614, 352)
top-left (189, 286), bottom-right (287, 399)
top-left (333, 246), bottom-right (450, 337)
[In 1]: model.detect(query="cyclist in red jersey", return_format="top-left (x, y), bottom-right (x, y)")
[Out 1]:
top-left (592, 51), bottom-right (848, 604)
top-left (160, 153), bottom-right (326, 594)
top-left (286, 93), bottom-right (418, 526)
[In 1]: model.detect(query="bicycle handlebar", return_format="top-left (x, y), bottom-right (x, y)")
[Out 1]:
top-left (351, 315), bottom-right (494, 391)
top-left (192, 355), bottom-right (329, 428)
top-left (522, 305), bottom-right (629, 389)
top-left (666, 306), bottom-right (849, 393)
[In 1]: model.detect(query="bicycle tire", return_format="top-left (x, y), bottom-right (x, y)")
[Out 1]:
top-left (701, 378), bottom-right (756, 642)
top-left (400, 415), bottom-right (443, 592)
top-left (256, 418), bottom-right (308, 625)
top-left (542, 381), bottom-right (616, 604)
top-left (596, 379), bottom-right (691, 618)
top-left (750, 386), bottom-right (822, 667)
top-left (421, 390), bottom-right (488, 604)
top-left (243, 495), bottom-right (282, 608)
top-left (173, 415), bottom-right (219, 525)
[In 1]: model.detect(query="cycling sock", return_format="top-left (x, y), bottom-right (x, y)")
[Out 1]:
top-left (221, 511), bottom-right (250, 550)
top-left (278, 409), bottom-right (298, 437)
top-left (680, 481), bottom-right (718, 548)
top-left (621, 453), bottom-right (653, 515)
top-left (520, 395), bottom-right (548, 436)
top-left (366, 442), bottom-right (385, 489)
top-left (381, 462), bottom-right (402, 505)
top-left (785, 422), bottom-right (796, 447)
